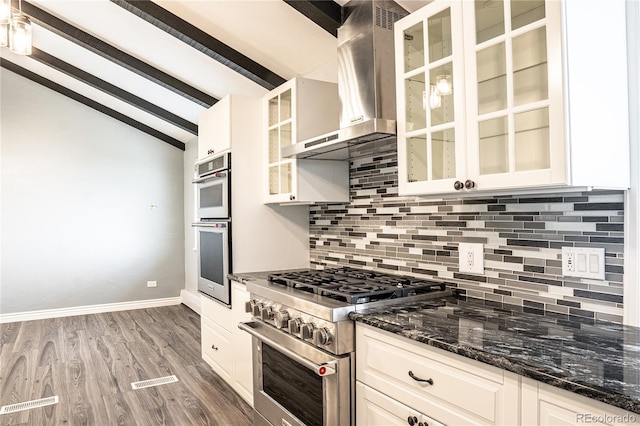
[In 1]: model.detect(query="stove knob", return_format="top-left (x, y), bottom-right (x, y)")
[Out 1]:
top-left (250, 300), bottom-right (263, 317)
top-left (313, 328), bottom-right (332, 346)
top-left (260, 306), bottom-right (273, 321)
top-left (301, 323), bottom-right (315, 340)
top-left (274, 310), bottom-right (290, 329)
top-left (288, 318), bottom-right (302, 335)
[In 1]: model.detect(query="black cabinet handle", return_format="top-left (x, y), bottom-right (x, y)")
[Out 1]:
top-left (454, 180), bottom-right (464, 190)
top-left (408, 370), bottom-right (433, 385)
top-left (289, 194), bottom-right (296, 201)
top-left (211, 344), bottom-right (218, 351)
top-left (465, 179), bottom-right (475, 189)
top-left (408, 416), bottom-right (418, 426)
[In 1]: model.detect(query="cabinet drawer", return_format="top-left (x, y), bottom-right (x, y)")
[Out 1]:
top-left (356, 381), bottom-right (445, 426)
top-left (356, 324), bottom-right (518, 425)
top-left (201, 294), bottom-right (233, 332)
top-left (201, 317), bottom-right (232, 382)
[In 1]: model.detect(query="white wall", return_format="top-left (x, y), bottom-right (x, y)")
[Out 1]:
top-left (182, 136), bottom-right (199, 307)
top-left (0, 69), bottom-right (185, 315)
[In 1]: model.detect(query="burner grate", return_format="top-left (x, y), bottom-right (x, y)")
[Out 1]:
top-left (268, 267), bottom-right (448, 304)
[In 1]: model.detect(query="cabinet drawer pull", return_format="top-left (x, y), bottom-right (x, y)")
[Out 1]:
top-left (408, 370), bottom-right (433, 385)
top-left (211, 344), bottom-right (219, 351)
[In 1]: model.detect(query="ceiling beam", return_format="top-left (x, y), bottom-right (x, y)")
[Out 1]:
top-left (284, 0), bottom-right (342, 37)
top-left (20, 0), bottom-right (217, 108)
top-left (110, 0), bottom-right (286, 91)
top-left (1, 58), bottom-right (186, 151)
top-left (30, 47), bottom-right (198, 135)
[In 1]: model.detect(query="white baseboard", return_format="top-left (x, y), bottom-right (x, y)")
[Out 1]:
top-left (0, 297), bottom-right (182, 323)
top-left (180, 289), bottom-right (201, 315)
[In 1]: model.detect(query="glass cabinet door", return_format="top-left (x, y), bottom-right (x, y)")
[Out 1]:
top-left (266, 88), bottom-right (294, 200)
top-left (468, 0), bottom-right (552, 183)
top-left (396, 1), bottom-right (466, 194)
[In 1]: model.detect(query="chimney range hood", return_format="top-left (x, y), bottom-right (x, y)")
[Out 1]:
top-left (281, 0), bottom-right (408, 160)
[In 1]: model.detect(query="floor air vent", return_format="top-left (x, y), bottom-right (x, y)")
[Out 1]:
top-left (0, 396), bottom-right (59, 415)
top-left (131, 375), bottom-right (178, 390)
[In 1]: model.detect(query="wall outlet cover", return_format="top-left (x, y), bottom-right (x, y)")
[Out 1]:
top-left (459, 243), bottom-right (484, 274)
top-left (562, 247), bottom-right (605, 280)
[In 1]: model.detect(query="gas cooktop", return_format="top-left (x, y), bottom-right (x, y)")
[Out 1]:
top-left (267, 267), bottom-right (447, 304)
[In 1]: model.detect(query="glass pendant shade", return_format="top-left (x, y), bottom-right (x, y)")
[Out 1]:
top-left (9, 14), bottom-right (31, 55)
top-left (429, 85), bottom-right (442, 109)
top-left (435, 74), bottom-right (453, 96)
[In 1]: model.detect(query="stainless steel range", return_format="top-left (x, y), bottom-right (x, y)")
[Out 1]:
top-left (238, 267), bottom-right (452, 426)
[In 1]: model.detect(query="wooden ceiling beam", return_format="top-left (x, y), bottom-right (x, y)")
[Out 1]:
top-left (284, 0), bottom-right (342, 37)
top-left (30, 47), bottom-right (198, 135)
top-left (111, 0), bottom-right (286, 90)
top-left (21, 0), bottom-right (217, 108)
top-left (1, 58), bottom-right (186, 151)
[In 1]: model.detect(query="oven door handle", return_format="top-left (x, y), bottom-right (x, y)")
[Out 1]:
top-left (238, 321), bottom-right (336, 377)
top-left (192, 171), bottom-right (227, 184)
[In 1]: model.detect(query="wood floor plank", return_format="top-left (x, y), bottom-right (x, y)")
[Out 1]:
top-left (0, 304), bottom-right (255, 426)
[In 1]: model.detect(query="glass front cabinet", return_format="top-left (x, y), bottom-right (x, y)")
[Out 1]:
top-left (395, 0), bottom-right (630, 196)
top-left (263, 77), bottom-right (349, 204)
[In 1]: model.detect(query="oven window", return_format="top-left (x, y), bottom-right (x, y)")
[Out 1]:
top-left (262, 343), bottom-right (323, 426)
top-left (200, 231), bottom-right (223, 285)
top-left (200, 183), bottom-right (223, 209)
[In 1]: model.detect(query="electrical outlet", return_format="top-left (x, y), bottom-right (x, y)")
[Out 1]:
top-left (562, 247), bottom-right (605, 279)
top-left (147, 281), bottom-right (157, 288)
top-left (459, 243), bottom-right (484, 274)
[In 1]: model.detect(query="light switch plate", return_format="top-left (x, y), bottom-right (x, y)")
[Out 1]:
top-left (562, 247), bottom-right (605, 280)
top-left (459, 243), bottom-right (484, 274)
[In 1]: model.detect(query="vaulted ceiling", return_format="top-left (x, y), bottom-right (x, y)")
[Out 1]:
top-left (0, 0), bottom-right (429, 150)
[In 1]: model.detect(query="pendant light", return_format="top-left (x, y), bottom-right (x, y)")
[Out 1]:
top-left (0, 0), bottom-right (10, 48)
top-left (435, 73), bottom-right (452, 96)
top-left (9, 0), bottom-right (32, 55)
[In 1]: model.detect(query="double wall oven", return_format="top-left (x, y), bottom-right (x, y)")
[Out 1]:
top-left (193, 152), bottom-right (232, 305)
top-left (239, 267), bottom-right (451, 426)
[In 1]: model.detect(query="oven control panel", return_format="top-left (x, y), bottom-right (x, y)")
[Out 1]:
top-left (248, 297), bottom-right (353, 354)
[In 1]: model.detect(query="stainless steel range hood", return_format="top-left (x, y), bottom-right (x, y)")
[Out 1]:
top-left (281, 0), bottom-right (408, 160)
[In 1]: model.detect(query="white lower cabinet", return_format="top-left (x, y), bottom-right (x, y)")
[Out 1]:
top-left (200, 281), bottom-right (253, 406)
top-left (356, 323), bottom-right (520, 425)
top-left (356, 382), bottom-right (445, 426)
top-left (356, 323), bottom-right (639, 426)
top-left (521, 378), bottom-right (638, 426)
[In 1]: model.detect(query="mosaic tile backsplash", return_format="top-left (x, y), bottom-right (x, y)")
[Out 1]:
top-left (309, 150), bottom-right (626, 323)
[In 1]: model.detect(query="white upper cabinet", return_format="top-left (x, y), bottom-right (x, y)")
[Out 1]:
top-left (198, 95), bottom-right (232, 160)
top-left (395, 0), bottom-right (630, 196)
top-left (263, 77), bottom-right (349, 204)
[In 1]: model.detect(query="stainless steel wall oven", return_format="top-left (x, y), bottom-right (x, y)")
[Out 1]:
top-left (193, 152), bottom-right (230, 220)
top-left (193, 152), bottom-right (232, 305)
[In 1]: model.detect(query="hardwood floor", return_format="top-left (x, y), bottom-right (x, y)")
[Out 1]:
top-left (0, 305), bottom-right (255, 426)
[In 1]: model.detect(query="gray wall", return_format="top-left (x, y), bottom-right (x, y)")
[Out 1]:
top-left (0, 69), bottom-right (185, 314)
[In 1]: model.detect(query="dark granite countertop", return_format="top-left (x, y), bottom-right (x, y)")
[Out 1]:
top-left (349, 295), bottom-right (640, 415)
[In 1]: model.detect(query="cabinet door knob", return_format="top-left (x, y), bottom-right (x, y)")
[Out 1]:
top-left (408, 416), bottom-right (418, 426)
top-left (289, 194), bottom-right (295, 201)
top-left (453, 180), bottom-right (464, 190)
top-left (408, 370), bottom-right (434, 385)
top-left (208, 149), bottom-right (214, 155)
top-left (211, 344), bottom-right (218, 351)
top-left (465, 179), bottom-right (475, 189)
